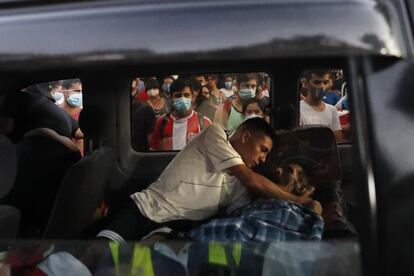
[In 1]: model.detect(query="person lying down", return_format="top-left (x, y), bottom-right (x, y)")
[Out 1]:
top-left (145, 163), bottom-right (324, 242)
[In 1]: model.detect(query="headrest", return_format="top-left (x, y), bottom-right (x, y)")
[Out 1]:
top-left (256, 126), bottom-right (341, 186)
top-left (78, 105), bottom-right (109, 140)
top-left (0, 135), bottom-right (17, 198)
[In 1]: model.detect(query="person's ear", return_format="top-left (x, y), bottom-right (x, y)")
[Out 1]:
top-left (241, 130), bottom-right (252, 144)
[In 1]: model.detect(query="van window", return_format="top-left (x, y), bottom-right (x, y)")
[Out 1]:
top-left (131, 73), bottom-right (271, 152)
top-left (298, 69), bottom-right (350, 144)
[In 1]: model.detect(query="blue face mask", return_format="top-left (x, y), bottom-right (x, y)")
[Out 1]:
top-left (239, 88), bottom-right (256, 100)
top-left (224, 81), bottom-right (232, 90)
top-left (52, 92), bottom-right (64, 104)
top-left (67, 93), bottom-right (83, 107)
top-left (173, 97), bottom-right (192, 113)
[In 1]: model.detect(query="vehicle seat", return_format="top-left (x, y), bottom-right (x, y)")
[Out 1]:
top-left (44, 105), bottom-right (113, 239)
top-left (0, 135), bottom-right (20, 238)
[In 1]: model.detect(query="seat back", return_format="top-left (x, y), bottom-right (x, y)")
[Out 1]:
top-left (44, 105), bottom-right (113, 239)
top-left (256, 126), bottom-right (341, 187)
top-left (0, 135), bottom-right (20, 238)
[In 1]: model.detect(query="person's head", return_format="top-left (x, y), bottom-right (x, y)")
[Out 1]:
top-left (206, 74), bottom-right (218, 89)
top-left (242, 98), bottom-right (264, 120)
top-left (256, 163), bottom-right (312, 196)
top-left (162, 76), bottom-right (174, 94)
top-left (194, 75), bottom-right (206, 87)
top-left (223, 75), bottom-right (233, 90)
top-left (237, 74), bottom-right (258, 101)
top-left (230, 117), bottom-right (275, 168)
top-left (170, 78), bottom-right (193, 116)
top-left (131, 78), bottom-right (139, 98)
top-left (303, 69), bottom-right (333, 91)
top-left (62, 79), bottom-right (82, 108)
top-left (145, 78), bottom-right (161, 98)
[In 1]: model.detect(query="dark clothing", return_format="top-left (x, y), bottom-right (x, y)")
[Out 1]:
top-left (0, 91), bottom-right (75, 143)
top-left (131, 101), bottom-right (156, 151)
top-left (101, 198), bottom-right (197, 241)
top-left (1, 135), bottom-right (81, 238)
top-left (258, 96), bottom-right (270, 110)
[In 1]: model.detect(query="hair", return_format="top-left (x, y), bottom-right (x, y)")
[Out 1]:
top-left (145, 78), bottom-right (160, 90)
top-left (254, 163), bottom-right (311, 196)
top-left (304, 69), bottom-right (332, 81)
top-left (62, 78), bottom-right (81, 89)
top-left (236, 73), bottom-right (257, 87)
top-left (170, 78), bottom-right (192, 94)
top-left (242, 98), bottom-right (263, 114)
top-left (237, 117), bottom-right (276, 143)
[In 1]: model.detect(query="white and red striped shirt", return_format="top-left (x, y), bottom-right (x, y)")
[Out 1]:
top-left (150, 110), bottom-right (212, 150)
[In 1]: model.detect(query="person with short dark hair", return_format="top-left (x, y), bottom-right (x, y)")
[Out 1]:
top-left (214, 73), bottom-right (258, 133)
top-left (149, 78), bottom-right (212, 151)
top-left (98, 118), bottom-right (317, 241)
top-left (300, 70), bottom-right (343, 142)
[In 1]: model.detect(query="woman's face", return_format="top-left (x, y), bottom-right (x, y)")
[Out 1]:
top-left (245, 102), bottom-right (263, 116)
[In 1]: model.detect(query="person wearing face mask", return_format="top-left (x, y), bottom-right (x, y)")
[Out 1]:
top-left (300, 70), bottom-right (343, 142)
top-left (242, 98), bottom-right (270, 124)
top-left (62, 79), bottom-right (83, 120)
top-left (144, 78), bottom-right (172, 117)
top-left (220, 75), bottom-right (236, 99)
top-left (61, 79), bottom-right (84, 154)
top-left (214, 73), bottom-right (258, 134)
top-left (149, 78), bottom-right (212, 151)
top-left (161, 75), bottom-right (174, 99)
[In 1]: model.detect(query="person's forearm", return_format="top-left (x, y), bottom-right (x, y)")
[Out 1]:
top-left (236, 166), bottom-right (301, 203)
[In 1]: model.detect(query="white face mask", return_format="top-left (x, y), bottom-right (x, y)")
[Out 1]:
top-left (147, 89), bottom-right (159, 97)
top-left (244, 113), bottom-right (262, 121)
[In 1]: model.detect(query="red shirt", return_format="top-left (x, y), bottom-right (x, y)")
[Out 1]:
top-left (150, 110), bottom-right (211, 150)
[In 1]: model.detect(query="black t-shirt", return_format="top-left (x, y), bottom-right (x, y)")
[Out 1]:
top-left (0, 91), bottom-right (75, 143)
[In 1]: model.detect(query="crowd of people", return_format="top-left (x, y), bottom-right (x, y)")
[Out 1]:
top-left (131, 73), bottom-right (271, 151)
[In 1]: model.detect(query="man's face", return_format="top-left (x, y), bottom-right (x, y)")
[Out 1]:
top-left (239, 133), bottom-right (273, 168)
top-left (171, 86), bottom-right (192, 100)
top-left (195, 76), bottom-right (206, 87)
top-left (306, 73), bottom-right (332, 91)
top-left (238, 79), bottom-right (257, 91)
top-left (207, 76), bottom-right (217, 89)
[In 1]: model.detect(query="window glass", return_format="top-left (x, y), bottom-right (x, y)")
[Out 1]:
top-left (298, 69), bottom-right (350, 144)
top-left (131, 72), bottom-right (271, 152)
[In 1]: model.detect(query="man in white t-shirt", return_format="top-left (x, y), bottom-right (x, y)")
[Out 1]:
top-left (300, 70), bottom-right (343, 142)
top-left (98, 118), bottom-right (317, 242)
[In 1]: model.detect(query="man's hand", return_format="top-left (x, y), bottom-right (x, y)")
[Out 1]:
top-left (229, 164), bottom-right (309, 204)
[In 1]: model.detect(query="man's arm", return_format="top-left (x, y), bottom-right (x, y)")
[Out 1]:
top-left (228, 164), bottom-right (314, 205)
